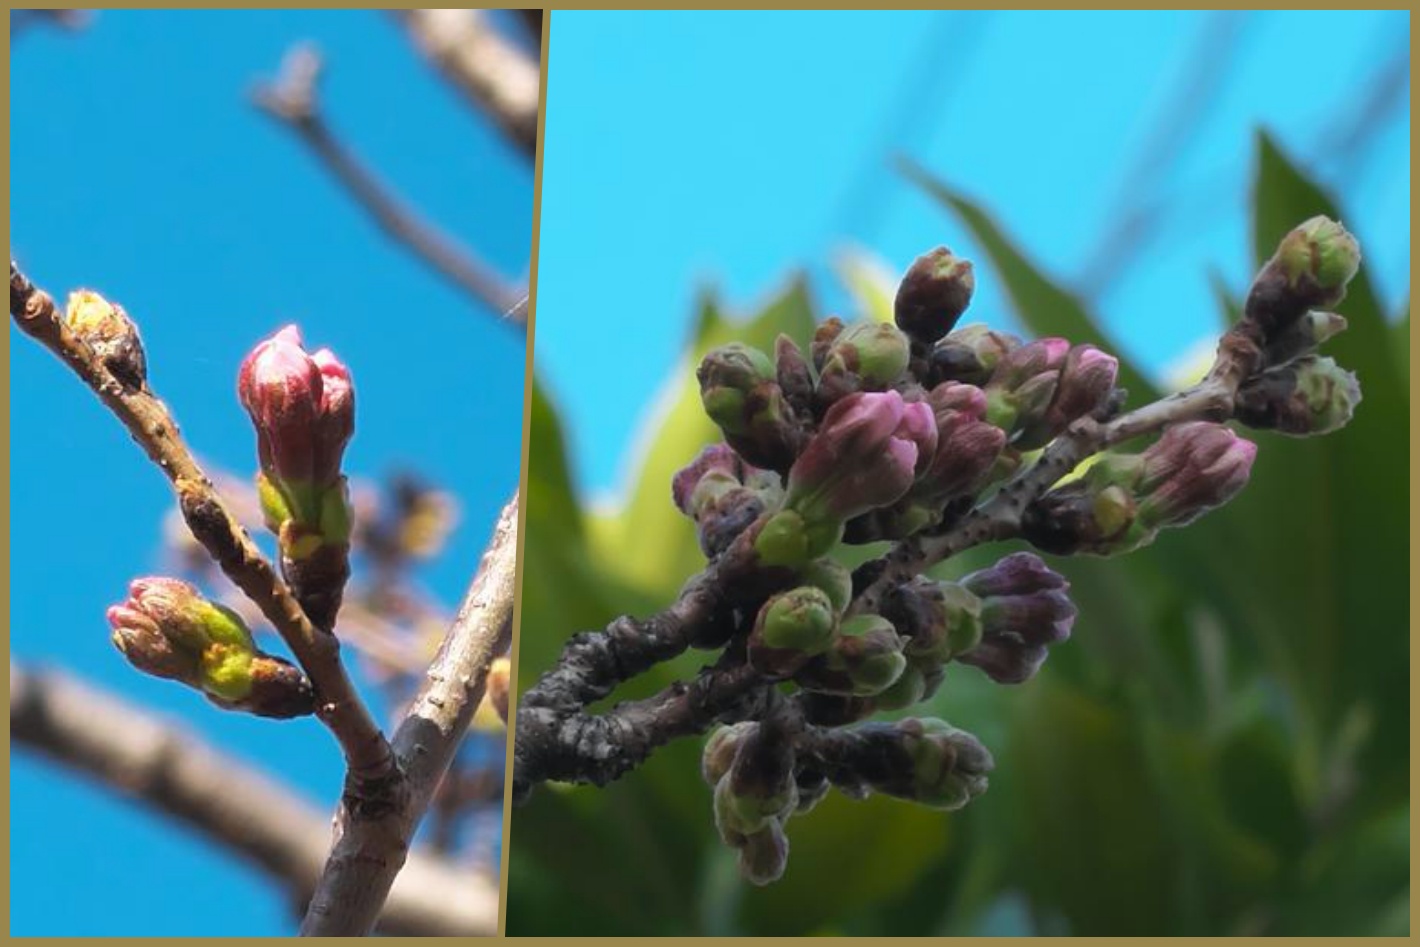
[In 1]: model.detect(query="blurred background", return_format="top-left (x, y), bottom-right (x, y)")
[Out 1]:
top-left (10, 10), bottom-right (534, 935)
top-left (511, 10), bottom-right (1409, 935)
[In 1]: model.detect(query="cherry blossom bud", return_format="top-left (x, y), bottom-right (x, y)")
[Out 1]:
top-left (702, 722), bottom-right (757, 787)
top-left (881, 576), bottom-right (983, 667)
top-left (928, 324), bottom-right (1022, 387)
top-left (1014, 345), bottom-right (1119, 450)
top-left (747, 586), bottom-right (838, 676)
top-left (983, 337), bottom-right (1070, 440)
top-left (894, 247), bottom-right (975, 345)
top-left (915, 382), bottom-right (1007, 502)
top-left (811, 317), bottom-right (846, 372)
top-left (957, 553), bottom-right (1076, 683)
top-left (794, 615), bottom-right (907, 697)
top-left (815, 321), bottom-right (911, 406)
top-left (107, 578), bottom-right (313, 718)
top-left (1235, 355), bottom-right (1361, 437)
top-left (737, 819), bottom-right (790, 886)
top-left (239, 325), bottom-right (324, 493)
top-left (898, 718), bottom-right (993, 810)
top-left (64, 290), bottom-right (146, 388)
top-left (1245, 216), bottom-right (1361, 336)
top-left (784, 391), bottom-right (936, 527)
top-left (1135, 422), bottom-right (1257, 529)
top-left (697, 343), bottom-right (798, 471)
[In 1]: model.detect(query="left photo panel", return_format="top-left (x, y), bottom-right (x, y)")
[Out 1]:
top-left (10, 10), bottom-right (540, 936)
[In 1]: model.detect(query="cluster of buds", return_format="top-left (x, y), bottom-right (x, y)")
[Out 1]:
top-left (107, 578), bottom-right (313, 718)
top-left (238, 325), bottom-right (356, 629)
top-left (668, 221), bottom-right (1364, 884)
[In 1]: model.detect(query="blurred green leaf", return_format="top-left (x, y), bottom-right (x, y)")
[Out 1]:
top-left (898, 155), bottom-right (1160, 402)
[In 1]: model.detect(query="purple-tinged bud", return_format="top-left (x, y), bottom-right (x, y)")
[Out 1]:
top-left (107, 578), bottom-right (313, 718)
top-left (914, 382), bottom-right (1007, 502)
top-left (785, 391), bottom-right (936, 527)
top-left (774, 333), bottom-right (814, 410)
top-left (894, 247), bottom-right (975, 345)
top-left (811, 317), bottom-right (846, 372)
top-left (672, 443), bottom-right (747, 516)
top-left (748, 586), bottom-right (838, 676)
top-left (1136, 422), bottom-right (1257, 528)
top-left (983, 337), bottom-right (1070, 439)
top-left (1235, 355), bottom-right (1361, 437)
top-left (1016, 345), bottom-right (1119, 450)
top-left (1264, 310), bottom-right (1348, 366)
top-left (815, 321), bottom-right (911, 406)
top-left (697, 343), bottom-right (799, 471)
top-left (928, 324), bottom-right (1022, 387)
top-left (64, 290), bottom-right (146, 388)
top-left (751, 508), bottom-right (843, 567)
top-left (737, 819), bottom-right (790, 886)
top-left (1245, 216), bottom-right (1361, 336)
top-left (794, 615), bottom-right (906, 697)
top-left (957, 552), bottom-right (1076, 684)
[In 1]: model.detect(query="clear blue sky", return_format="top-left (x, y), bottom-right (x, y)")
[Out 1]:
top-left (536, 10), bottom-right (1409, 503)
top-left (10, 11), bottom-right (530, 935)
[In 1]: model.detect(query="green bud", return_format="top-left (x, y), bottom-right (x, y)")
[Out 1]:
top-left (929, 324), bottom-right (1022, 387)
top-left (816, 321), bottom-right (911, 405)
top-left (1246, 216), bottom-right (1361, 336)
top-left (753, 508), bottom-right (842, 567)
top-left (748, 586), bottom-right (838, 676)
top-left (1235, 355), bottom-right (1361, 437)
top-left (794, 614), bottom-right (906, 696)
top-left (874, 664), bottom-right (927, 711)
top-left (901, 718), bottom-right (994, 810)
top-left (795, 557), bottom-right (853, 614)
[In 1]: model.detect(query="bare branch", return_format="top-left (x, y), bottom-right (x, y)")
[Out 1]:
top-left (253, 45), bottom-right (526, 323)
top-left (301, 493), bottom-right (520, 935)
top-left (9, 263), bottom-right (397, 803)
top-left (10, 662), bottom-right (496, 936)
top-left (391, 9), bottom-right (541, 157)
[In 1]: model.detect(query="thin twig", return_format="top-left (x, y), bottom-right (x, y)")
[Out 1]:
top-left (253, 45), bottom-right (525, 322)
top-left (391, 9), bottom-right (540, 157)
top-left (10, 662), bottom-right (496, 936)
top-left (9, 263), bottom-right (398, 803)
top-left (300, 493), bottom-right (519, 936)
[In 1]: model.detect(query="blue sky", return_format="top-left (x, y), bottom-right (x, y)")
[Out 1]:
top-left (10, 11), bottom-right (530, 935)
top-left (535, 10), bottom-right (1409, 503)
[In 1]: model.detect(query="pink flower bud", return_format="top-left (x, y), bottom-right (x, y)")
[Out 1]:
top-left (238, 325), bottom-right (355, 493)
top-left (1137, 422), bottom-right (1257, 528)
top-left (916, 382), bottom-right (1007, 501)
top-left (785, 391), bottom-right (936, 525)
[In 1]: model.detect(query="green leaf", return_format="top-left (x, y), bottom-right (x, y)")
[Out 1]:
top-left (590, 278), bottom-right (817, 600)
top-left (833, 245), bottom-right (898, 324)
top-left (898, 155), bottom-right (1160, 403)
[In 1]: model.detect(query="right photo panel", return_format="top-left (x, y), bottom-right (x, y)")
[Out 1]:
top-left (510, 9), bottom-right (1410, 937)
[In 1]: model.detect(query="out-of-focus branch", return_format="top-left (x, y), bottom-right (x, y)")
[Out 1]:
top-left (9, 263), bottom-right (398, 805)
top-left (301, 493), bottom-right (520, 935)
top-left (391, 9), bottom-right (540, 158)
top-left (10, 662), bottom-right (496, 936)
top-left (253, 45), bottom-right (526, 323)
top-left (10, 8), bottom-right (89, 39)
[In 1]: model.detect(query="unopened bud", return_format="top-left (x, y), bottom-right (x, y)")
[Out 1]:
top-left (984, 338), bottom-right (1070, 439)
top-left (702, 722), bottom-right (756, 787)
top-left (737, 819), bottom-right (790, 886)
top-left (957, 552), bottom-right (1076, 684)
top-left (1015, 345), bottom-right (1119, 450)
top-left (894, 247), bottom-right (975, 345)
top-left (929, 324), bottom-right (1022, 387)
top-left (1235, 355), bottom-right (1361, 437)
top-left (107, 578), bottom-right (313, 718)
top-left (784, 390), bottom-right (936, 527)
top-left (697, 343), bottom-right (798, 471)
top-left (880, 576), bottom-right (982, 667)
top-left (816, 321), bottom-right (911, 405)
top-left (899, 718), bottom-right (993, 810)
top-left (774, 333), bottom-right (814, 409)
top-left (811, 317), bottom-right (846, 372)
top-left (1245, 216), bottom-right (1361, 336)
top-left (1022, 457), bottom-right (1146, 556)
top-left (748, 586), bottom-right (838, 676)
top-left (1135, 422), bottom-right (1257, 528)
top-left (64, 290), bottom-right (146, 388)
top-left (795, 557), bottom-right (853, 614)
top-left (1264, 310), bottom-right (1348, 366)
top-left (794, 614), bottom-right (906, 697)
top-left (913, 382), bottom-right (1007, 502)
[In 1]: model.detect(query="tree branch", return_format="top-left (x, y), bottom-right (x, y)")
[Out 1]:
top-left (9, 263), bottom-right (398, 805)
top-left (10, 662), bottom-right (496, 936)
top-left (253, 45), bottom-right (526, 323)
top-left (391, 9), bottom-right (541, 158)
top-left (300, 492), bottom-right (520, 935)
